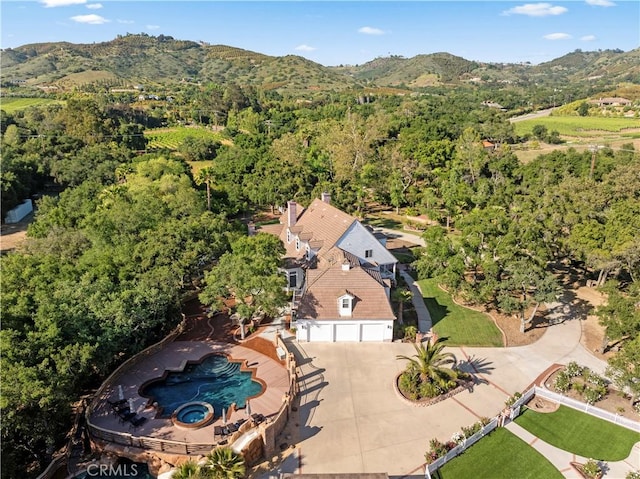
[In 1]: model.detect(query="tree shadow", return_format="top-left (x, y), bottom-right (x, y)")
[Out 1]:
top-left (423, 296), bottom-right (450, 327)
top-left (458, 356), bottom-right (495, 375)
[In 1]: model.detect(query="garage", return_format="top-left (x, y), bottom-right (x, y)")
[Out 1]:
top-left (307, 323), bottom-right (333, 342)
top-left (361, 323), bottom-right (386, 342)
top-left (334, 323), bottom-right (360, 342)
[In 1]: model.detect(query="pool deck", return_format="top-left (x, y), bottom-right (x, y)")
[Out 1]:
top-left (89, 340), bottom-right (289, 445)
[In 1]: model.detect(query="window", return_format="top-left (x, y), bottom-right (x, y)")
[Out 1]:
top-left (295, 237), bottom-right (300, 250)
top-left (286, 229), bottom-right (291, 243)
top-left (342, 298), bottom-right (350, 309)
top-left (365, 249), bottom-right (373, 258)
top-left (288, 271), bottom-right (297, 288)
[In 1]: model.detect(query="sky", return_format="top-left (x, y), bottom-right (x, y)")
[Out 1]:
top-left (1, 1), bottom-right (639, 66)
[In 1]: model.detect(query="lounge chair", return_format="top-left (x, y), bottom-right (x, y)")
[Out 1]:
top-left (119, 411), bottom-right (136, 424)
top-left (214, 425), bottom-right (225, 437)
top-left (251, 413), bottom-right (265, 424)
top-left (129, 416), bottom-right (147, 429)
top-left (226, 422), bottom-right (238, 433)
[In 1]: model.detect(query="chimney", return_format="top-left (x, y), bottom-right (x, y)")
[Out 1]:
top-left (341, 259), bottom-right (350, 271)
top-left (287, 201), bottom-right (297, 227)
top-left (321, 192), bottom-right (331, 204)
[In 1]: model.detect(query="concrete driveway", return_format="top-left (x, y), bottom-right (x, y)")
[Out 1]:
top-left (277, 308), bottom-right (607, 476)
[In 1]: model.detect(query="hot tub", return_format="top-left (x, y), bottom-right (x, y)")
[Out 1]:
top-left (171, 401), bottom-right (214, 429)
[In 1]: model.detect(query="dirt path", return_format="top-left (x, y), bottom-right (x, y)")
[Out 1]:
top-left (0, 213), bottom-right (34, 254)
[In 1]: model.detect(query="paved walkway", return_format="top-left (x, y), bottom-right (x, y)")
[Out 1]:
top-left (505, 421), bottom-right (640, 478)
top-left (399, 267), bottom-right (433, 333)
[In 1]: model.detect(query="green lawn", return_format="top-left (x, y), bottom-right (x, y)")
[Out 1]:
top-left (1, 97), bottom-right (64, 113)
top-left (513, 115), bottom-right (640, 138)
top-left (515, 406), bottom-right (640, 460)
top-left (418, 278), bottom-right (503, 347)
top-left (438, 428), bottom-right (563, 479)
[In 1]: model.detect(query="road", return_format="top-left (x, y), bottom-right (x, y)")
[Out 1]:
top-left (509, 107), bottom-right (555, 123)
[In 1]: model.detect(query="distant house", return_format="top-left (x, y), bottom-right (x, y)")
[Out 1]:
top-left (482, 140), bottom-right (496, 152)
top-left (481, 101), bottom-right (506, 111)
top-left (273, 194), bottom-right (398, 342)
top-left (589, 97), bottom-right (632, 107)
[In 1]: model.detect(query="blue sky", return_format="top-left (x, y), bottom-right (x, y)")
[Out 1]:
top-left (2, 1), bottom-right (639, 66)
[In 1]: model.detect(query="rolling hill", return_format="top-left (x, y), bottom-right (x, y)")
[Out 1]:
top-left (1, 33), bottom-right (638, 93)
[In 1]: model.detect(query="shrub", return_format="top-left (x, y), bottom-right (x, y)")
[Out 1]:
top-left (461, 421), bottom-right (482, 439)
top-left (582, 459), bottom-right (602, 479)
top-left (585, 371), bottom-right (608, 388)
top-left (554, 371), bottom-right (571, 393)
top-left (505, 391), bottom-right (522, 407)
top-left (419, 381), bottom-right (441, 399)
top-left (574, 382), bottom-right (585, 394)
top-left (626, 471), bottom-right (640, 479)
top-left (451, 431), bottom-right (464, 445)
top-left (583, 385), bottom-right (607, 405)
top-left (565, 361), bottom-right (584, 377)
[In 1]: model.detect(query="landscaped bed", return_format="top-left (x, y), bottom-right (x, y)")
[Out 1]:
top-left (515, 405), bottom-right (640, 461)
top-left (437, 428), bottom-right (563, 479)
top-left (418, 279), bottom-right (503, 347)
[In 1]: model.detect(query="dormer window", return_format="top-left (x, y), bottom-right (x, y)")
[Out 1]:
top-left (338, 293), bottom-right (354, 317)
top-left (286, 229), bottom-right (291, 243)
top-left (295, 237), bottom-right (300, 251)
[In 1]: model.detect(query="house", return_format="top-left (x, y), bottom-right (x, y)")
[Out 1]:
top-left (588, 97), bottom-right (632, 107)
top-left (277, 193), bottom-right (397, 342)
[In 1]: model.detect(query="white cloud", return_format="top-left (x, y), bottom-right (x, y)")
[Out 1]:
top-left (146, 25), bottom-right (160, 30)
top-left (586, 0), bottom-right (615, 6)
top-left (70, 14), bottom-right (109, 24)
top-left (41, 0), bottom-right (86, 7)
top-left (358, 26), bottom-right (385, 35)
top-left (502, 3), bottom-right (568, 16)
top-left (117, 19), bottom-right (135, 24)
top-left (544, 32), bottom-right (572, 40)
top-left (295, 44), bottom-right (317, 52)
top-left (86, 3), bottom-right (103, 9)
top-left (581, 34), bottom-right (597, 41)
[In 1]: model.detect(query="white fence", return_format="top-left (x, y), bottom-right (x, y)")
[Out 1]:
top-left (425, 385), bottom-right (639, 478)
top-left (533, 386), bottom-right (640, 433)
top-left (425, 417), bottom-right (499, 479)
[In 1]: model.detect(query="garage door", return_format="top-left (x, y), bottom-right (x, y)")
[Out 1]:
top-left (361, 323), bottom-right (385, 342)
top-left (334, 323), bottom-right (360, 342)
top-left (308, 323), bottom-right (333, 342)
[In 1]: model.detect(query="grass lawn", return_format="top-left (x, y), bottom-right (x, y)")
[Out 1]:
top-left (417, 278), bottom-right (503, 347)
top-left (438, 428), bottom-right (563, 479)
top-left (515, 406), bottom-right (640, 460)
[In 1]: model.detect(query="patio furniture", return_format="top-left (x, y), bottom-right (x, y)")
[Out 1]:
top-left (214, 425), bottom-right (226, 437)
top-left (129, 416), bottom-right (147, 429)
top-left (108, 399), bottom-right (127, 408)
top-left (119, 411), bottom-right (136, 424)
top-left (251, 413), bottom-right (265, 424)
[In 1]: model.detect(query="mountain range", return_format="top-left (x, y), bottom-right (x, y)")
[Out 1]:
top-left (2, 33), bottom-right (639, 92)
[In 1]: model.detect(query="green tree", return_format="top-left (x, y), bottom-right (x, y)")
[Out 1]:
top-left (203, 447), bottom-right (246, 479)
top-left (597, 282), bottom-right (640, 352)
top-left (199, 233), bottom-right (287, 320)
top-left (606, 335), bottom-right (640, 405)
top-left (171, 460), bottom-right (205, 479)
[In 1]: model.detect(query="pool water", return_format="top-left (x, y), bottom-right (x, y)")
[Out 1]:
top-left (141, 354), bottom-right (263, 418)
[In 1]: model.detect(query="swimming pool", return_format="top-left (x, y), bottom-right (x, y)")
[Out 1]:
top-left (140, 354), bottom-right (263, 419)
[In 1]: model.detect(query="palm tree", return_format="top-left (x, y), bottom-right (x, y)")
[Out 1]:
top-left (391, 288), bottom-right (413, 325)
top-left (396, 337), bottom-right (459, 389)
top-left (195, 166), bottom-right (216, 211)
top-left (202, 447), bottom-right (246, 479)
top-left (172, 460), bottom-right (204, 479)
